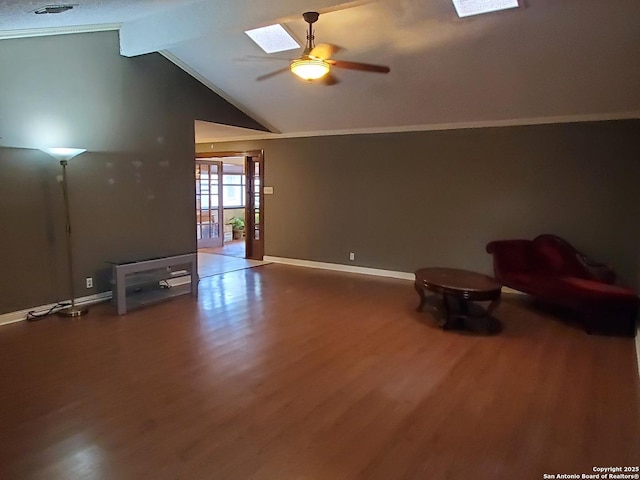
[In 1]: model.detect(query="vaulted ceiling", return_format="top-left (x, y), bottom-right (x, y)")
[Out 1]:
top-left (2, 0), bottom-right (639, 142)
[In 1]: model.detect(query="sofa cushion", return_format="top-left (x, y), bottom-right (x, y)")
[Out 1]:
top-left (505, 273), bottom-right (638, 306)
top-left (559, 277), bottom-right (638, 301)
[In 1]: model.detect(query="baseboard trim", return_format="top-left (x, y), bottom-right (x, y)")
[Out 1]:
top-left (263, 256), bottom-right (525, 296)
top-left (502, 286), bottom-right (524, 295)
top-left (263, 256), bottom-right (415, 281)
top-left (0, 292), bottom-right (112, 327)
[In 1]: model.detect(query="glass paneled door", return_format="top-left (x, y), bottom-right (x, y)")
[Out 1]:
top-left (246, 154), bottom-right (264, 260)
top-left (196, 160), bottom-right (223, 248)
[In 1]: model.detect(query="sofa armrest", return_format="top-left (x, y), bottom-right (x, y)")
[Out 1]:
top-left (486, 239), bottom-right (534, 282)
top-left (577, 253), bottom-right (617, 284)
top-left (532, 234), bottom-right (619, 284)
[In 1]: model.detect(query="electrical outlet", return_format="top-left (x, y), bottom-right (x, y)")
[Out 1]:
top-left (349, 252), bottom-right (355, 261)
top-left (86, 277), bottom-right (93, 289)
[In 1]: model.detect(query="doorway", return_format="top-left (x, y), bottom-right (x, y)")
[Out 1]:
top-left (195, 150), bottom-right (264, 261)
top-left (195, 159), bottom-right (223, 249)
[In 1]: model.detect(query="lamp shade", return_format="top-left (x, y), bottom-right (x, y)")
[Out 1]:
top-left (290, 57), bottom-right (330, 81)
top-left (40, 147), bottom-right (87, 161)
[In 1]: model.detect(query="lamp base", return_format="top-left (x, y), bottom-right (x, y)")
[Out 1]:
top-left (57, 305), bottom-right (89, 317)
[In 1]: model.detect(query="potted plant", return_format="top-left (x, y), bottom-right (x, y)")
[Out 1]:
top-left (228, 216), bottom-right (245, 240)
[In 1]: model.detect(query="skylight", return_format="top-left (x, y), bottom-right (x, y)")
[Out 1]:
top-left (452, 0), bottom-right (519, 18)
top-left (244, 24), bottom-right (300, 54)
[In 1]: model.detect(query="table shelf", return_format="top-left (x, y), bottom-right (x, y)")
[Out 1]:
top-left (111, 253), bottom-right (198, 315)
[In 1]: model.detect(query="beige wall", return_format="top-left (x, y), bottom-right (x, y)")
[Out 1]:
top-left (0, 31), bottom-right (265, 315)
top-left (198, 120), bottom-right (640, 287)
top-left (2, 31), bottom-right (637, 317)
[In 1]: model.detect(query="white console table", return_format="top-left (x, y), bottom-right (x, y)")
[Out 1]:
top-left (110, 253), bottom-right (198, 315)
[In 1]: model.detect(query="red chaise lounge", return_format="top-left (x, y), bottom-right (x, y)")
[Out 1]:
top-left (486, 234), bottom-right (638, 336)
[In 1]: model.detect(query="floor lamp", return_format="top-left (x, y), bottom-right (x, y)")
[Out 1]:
top-left (40, 147), bottom-right (89, 317)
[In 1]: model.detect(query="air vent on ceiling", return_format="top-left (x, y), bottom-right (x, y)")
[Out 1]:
top-left (34, 4), bottom-right (77, 15)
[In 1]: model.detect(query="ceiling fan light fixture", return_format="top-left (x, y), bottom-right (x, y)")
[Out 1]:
top-left (290, 57), bottom-right (330, 81)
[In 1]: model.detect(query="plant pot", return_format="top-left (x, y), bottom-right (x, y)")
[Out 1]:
top-left (232, 229), bottom-right (244, 240)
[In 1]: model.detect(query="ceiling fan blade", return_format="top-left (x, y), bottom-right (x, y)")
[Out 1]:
top-left (310, 43), bottom-right (341, 60)
top-left (237, 55), bottom-right (292, 63)
top-left (327, 59), bottom-right (390, 74)
top-left (322, 72), bottom-right (340, 86)
top-left (256, 67), bottom-right (290, 81)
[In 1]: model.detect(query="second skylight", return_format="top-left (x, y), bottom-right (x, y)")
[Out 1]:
top-left (452, 0), bottom-right (519, 18)
top-left (245, 24), bottom-right (300, 54)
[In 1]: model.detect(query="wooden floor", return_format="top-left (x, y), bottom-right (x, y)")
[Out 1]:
top-left (0, 264), bottom-right (638, 480)
top-left (201, 239), bottom-right (246, 258)
top-left (197, 251), bottom-right (269, 278)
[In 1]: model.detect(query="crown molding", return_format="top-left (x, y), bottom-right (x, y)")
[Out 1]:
top-left (159, 50), bottom-right (280, 134)
top-left (198, 111), bottom-right (640, 144)
top-left (0, 23), bottom-right (121, 40)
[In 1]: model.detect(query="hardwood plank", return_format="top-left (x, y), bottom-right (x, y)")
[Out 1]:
top-left (0, 264), bottom-right (638, 480)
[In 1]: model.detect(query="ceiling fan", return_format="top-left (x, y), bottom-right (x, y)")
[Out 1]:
top-left (257, 11), bottom-right (390, 84)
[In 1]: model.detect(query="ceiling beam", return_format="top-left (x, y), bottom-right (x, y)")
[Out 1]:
top-left (119, 0), bottom-right (367, 57)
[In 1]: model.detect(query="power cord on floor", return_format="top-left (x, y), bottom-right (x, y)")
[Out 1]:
top-left (26, 302), bottom-right (71, 322)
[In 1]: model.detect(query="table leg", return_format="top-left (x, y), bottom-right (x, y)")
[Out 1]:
top-left (441, 293), bottom-right (465, 329)
top-left (414, 281), bottom-right (427, 312)
top-left (486, 298), bottom-right (500, 317)
top-left (475, 298), bottom-right (502, 334)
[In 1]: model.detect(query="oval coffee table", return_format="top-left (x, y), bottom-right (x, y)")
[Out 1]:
top-left (414, 267), bottom-right (502, 332)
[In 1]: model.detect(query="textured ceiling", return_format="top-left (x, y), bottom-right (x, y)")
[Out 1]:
top-left (1, 0), bottom-right (639, 142)
top-left (0, 0), bottom-right (194, 29)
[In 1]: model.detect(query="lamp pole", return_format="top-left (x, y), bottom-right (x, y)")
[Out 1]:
top-left (40, 148), bottom-right (88, 317)
top-left (58, 159), bottom-right (87, 317)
